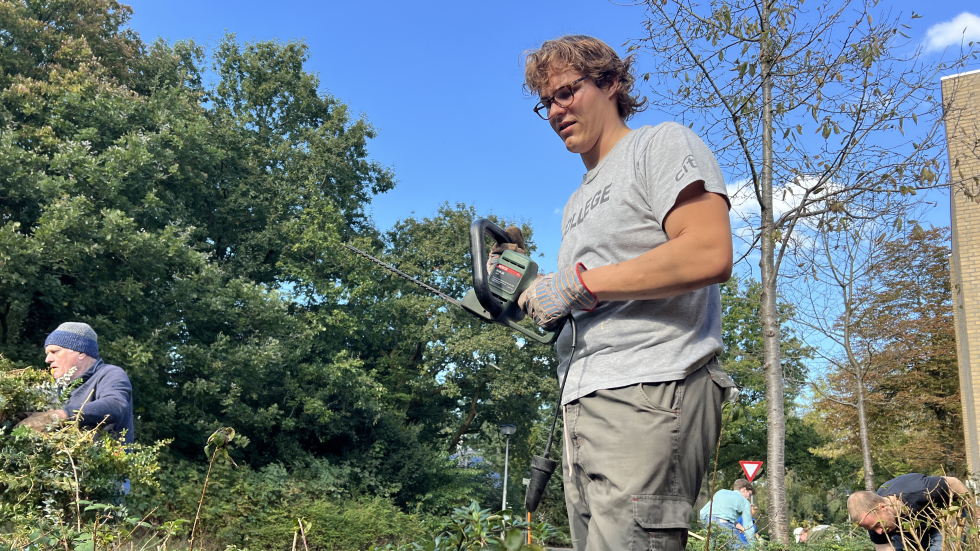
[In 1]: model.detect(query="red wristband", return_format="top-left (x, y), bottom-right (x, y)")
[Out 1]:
top-left (574, 263), bottom-right (599, 311)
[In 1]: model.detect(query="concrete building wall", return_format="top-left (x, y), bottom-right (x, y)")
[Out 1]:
top-left (943, 69), bottom-right (980, 476)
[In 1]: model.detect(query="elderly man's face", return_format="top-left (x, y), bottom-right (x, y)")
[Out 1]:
top-left (45, 345), bottom-right (91, 380)
top-left (857, 503), bottom-right (898, 535)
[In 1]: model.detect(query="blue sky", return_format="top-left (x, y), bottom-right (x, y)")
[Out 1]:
top-left (123, 0), bottom-right (979, 273)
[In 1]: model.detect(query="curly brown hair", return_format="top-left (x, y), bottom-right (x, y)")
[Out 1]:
top-left (523, 35), bottom-right (647, 120)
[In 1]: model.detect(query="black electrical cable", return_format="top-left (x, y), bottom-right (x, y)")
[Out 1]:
top-left (525, 315), bottom-right (578, 513)
top-left (542, 315), bottom-right (576, 461)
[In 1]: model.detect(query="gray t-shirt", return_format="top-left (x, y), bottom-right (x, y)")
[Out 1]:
top-left (555, 123), bottom-right (728, 404)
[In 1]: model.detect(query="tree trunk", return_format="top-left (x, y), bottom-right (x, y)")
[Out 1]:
top-left (855, 370), bottom-right (876, 491)
top-left (448, 386), bottom-right (481, 452)
top-left (844, 298), bottom-right (876, 491)
top-left (0, 302), bottom-right (8, 344)
top-left (759, 2), bottom-right (790, 543)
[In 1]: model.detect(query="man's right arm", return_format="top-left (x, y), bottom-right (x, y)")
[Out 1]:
top-left (579, 186), bottom-right (732, 301)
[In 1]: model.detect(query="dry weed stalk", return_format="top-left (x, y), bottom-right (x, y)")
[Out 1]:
top-left (930, 494), bottom-right (979, 551)
top-left (884, 488), bottom-right (980, 551)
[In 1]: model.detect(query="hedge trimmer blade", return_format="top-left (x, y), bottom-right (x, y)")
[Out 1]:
top-left (341, 243), bottom-right (464, 308)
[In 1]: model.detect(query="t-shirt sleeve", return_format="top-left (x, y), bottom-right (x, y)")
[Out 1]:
top-left (635, 123), bottom-right (729, 225)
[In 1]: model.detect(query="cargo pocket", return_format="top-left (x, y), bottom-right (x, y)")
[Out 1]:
top-left (631, 495), bottom-right (692, 530)
top-left (706, 363), bottom-right (739, 405)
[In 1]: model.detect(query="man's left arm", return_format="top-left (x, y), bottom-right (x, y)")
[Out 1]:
top-left (739, 499), bottom-right (756, 540)
top-left (943, 476), bottom-right (968, 497)
top-left (580, 182), bottom-right (733, 300)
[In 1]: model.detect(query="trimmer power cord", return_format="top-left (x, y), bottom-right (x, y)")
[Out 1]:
top-left (524, 316), bottom-right (577, 519)
top-left (542, 315), bottom-right (576, 461)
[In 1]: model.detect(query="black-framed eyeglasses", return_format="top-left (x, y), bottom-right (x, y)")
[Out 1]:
top-left (533, 76), bottom-right (588, 120)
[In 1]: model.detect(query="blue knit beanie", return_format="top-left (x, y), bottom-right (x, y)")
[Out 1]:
top-left (44, 322), bottom-right (100, 359)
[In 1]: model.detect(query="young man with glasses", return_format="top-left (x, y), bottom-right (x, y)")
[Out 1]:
top-left (519, 35), bottom-right (735, 551)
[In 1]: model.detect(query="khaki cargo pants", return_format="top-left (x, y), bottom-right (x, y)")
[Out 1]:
top-left (562, 358), bottom-right (735, 551)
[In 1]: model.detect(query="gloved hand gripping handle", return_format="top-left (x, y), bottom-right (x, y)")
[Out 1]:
top-left (469, 219), bottom-right (509, 318)
top-left (466, 219), bottom-right (563, 345)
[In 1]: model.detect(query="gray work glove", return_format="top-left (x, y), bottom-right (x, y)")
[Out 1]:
top-left (518, 262), bottom-right (599, 331)
top-left (486, 226), bottom-right (527, 274)
top-left (16, 410), bottom-right (62, 433)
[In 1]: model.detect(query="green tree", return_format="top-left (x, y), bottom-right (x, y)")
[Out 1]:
top-left (712, 276), bottom-right (859, 534)
top-left (336, 203), bottom-right (563, 512)
top-left (788, 194), bottom-right (913, 491)
top-left (0, 0), bottom-right (565, 529)
top-left (813, 227), bottom-right (962, 480)
top-left (0, 0), bottom-right (404, 481)
top-left (717, 275), bottom-right (810, 476)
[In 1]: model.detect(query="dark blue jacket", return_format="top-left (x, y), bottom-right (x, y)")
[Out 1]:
top-left (61, 359), bottom-right (135, 444)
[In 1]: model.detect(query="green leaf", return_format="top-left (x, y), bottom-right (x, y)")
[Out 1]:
top-left (503, 528), bottom-right (525, 551)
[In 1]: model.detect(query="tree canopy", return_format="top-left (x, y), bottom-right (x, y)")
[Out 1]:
top-left (0, 0), bottom-right (556, 513)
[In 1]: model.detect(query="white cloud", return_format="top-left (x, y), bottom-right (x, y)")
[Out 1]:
top-left (726, 178), bottom-right (808, 229)
top-left (725, 175), bottom-right (849, 261)
top-left (924, 12), bottom-right (980, 53)
top-left (726, 179), bottom-right (759, 225)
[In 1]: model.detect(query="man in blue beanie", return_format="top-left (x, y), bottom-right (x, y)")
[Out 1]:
top-left (18, 322), bottom-right (135, 444)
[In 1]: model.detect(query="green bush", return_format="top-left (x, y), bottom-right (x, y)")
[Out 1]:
top-left (147, 455), bottom-right (344, 542)
top-left (687, 523), bottom-right (886, 551)
top-left (244, 496), bottom-right (424, 551)
top-left (376, 501), bottom-right (559, 551)
top-left (0, 358), bottom-right (167, 549)
top-left (147, 453), bottom-right (422, 549)
top-left (149, 444), bottom-right (505, 547)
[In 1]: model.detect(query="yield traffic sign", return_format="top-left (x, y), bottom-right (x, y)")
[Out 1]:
top-left (739, 460), bottom-right (763, 482)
